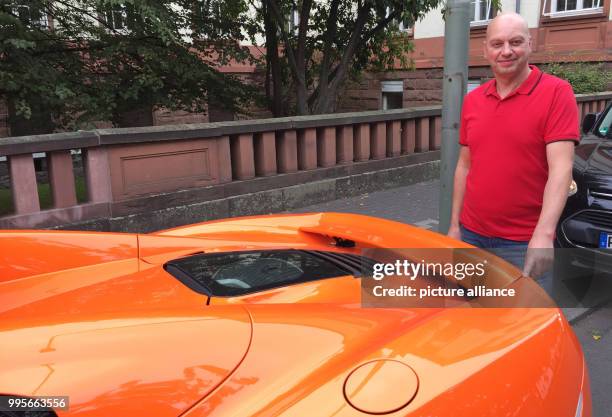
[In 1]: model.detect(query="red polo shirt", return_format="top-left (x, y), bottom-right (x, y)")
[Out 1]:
top-left (459, 65), bottom-right (579, 241)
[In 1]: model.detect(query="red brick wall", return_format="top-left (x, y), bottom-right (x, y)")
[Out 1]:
top-left (338, 68), bottom-right (446, 112)
top-left (154, 107), bottom-right (209, 125)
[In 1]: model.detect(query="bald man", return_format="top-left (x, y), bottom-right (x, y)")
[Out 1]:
top-left (447, 13), bottom-right (579, 288)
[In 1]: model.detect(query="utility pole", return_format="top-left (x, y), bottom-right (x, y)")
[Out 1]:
top-left (438, 0), bottom-right (471, 234)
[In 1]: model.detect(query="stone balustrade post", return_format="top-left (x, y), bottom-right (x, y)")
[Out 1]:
top-left (277, 130), bottom-right (298, 173)
top-left (254, 132), bottom-right (277, 176)
top-left (84, 148), bottom-right (112, 204)
top-left (49, 150), bottom-right (77, 208)
top-left (216, 136), bottom-right (232, 183)
top-left (415, 117), bottom-right (430, 152)
top-left (317, 127), bottom-right (336, 167)
top-left (298, 128), bottom-right (317, 170)
top-left (370, 122), bottom-right (386, 160)
top-left (231, 134), bottom-right (255, 180)
top-left (432, 117), bottom-right (442, 151)
top-left (9, 154), bottom-right (40, 214)
top-left (337, 125), bottom-right (354, 164)
top-left (402, 119), bottom-right (416, 154)
top-left (386, 121), bottom-right (401, 157)
top-left (354, 124), bottom-right (370, 162)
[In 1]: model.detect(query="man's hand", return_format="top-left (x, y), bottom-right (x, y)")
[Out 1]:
top-left (523, 233), bottom-right (554, 278)
top-left (447, 224), bottom-right (462, 241)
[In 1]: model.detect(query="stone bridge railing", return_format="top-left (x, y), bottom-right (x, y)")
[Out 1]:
top-left (0, 92), bottom-right (610, 230)
top-left (576, 92), bottom-right (611, 123)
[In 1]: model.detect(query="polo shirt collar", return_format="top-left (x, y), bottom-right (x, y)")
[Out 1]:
top-left (485, 65), bottom-right (543, 98)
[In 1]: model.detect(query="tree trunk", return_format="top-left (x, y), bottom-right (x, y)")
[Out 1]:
top-left (295, 0), bottom-right (313, 115)
top-left (310, 4), bottom-right (370, 114)
top-left (263, 2), bottom-right (284, 117)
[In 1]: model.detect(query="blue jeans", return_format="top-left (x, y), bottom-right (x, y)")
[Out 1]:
top-left (460, 225), bottom-right (553, 294)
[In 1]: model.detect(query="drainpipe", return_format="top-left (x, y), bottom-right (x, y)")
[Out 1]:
top-left (516, 0), bottom-right (521, 14)
top-left (438, 0), bottom-right (470, 234)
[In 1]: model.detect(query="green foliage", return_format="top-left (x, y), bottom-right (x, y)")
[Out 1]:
top-left (545, 61), bottom-right (612, 94)
top-left (258, 0), bottom-right (444, 115)
top-left (0, 1), bottom-right (258, 132)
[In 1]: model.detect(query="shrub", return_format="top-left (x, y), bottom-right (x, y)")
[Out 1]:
top-left (545, 61), bottom-right (611, 94)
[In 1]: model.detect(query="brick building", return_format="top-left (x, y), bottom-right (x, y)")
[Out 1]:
top-left (338, 0), bottom-right (612, 111)
top-left (1, 0), bottom-right (610, 137)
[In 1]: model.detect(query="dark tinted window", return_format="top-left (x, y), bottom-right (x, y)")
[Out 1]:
top-left (165, 250), bottom-right (351, 296)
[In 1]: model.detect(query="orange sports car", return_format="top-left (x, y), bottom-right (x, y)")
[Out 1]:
top-left (0, 213), bottom-right (590, 417)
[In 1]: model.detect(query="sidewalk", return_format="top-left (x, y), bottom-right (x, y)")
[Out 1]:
top-left (293, 179), bottom-right (441, 230)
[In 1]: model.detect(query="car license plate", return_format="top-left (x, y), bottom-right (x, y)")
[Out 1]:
top-left (599, 232), bottom-right (612, 248)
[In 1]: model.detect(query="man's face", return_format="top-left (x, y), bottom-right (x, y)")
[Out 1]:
top-left (484, 17), bottom-right (532, 78)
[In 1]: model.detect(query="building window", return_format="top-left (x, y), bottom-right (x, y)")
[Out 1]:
top-left (467, 79), bottom-right (482, 93)
top-left (542, 0), bottom-right (603, 17)
top-left (8, 3), bottom-right (48, 28)
top-left (103, 5), bottom-right (128, 30)
top-left (381, 81), bottom-right (404, 110)
top-left (470, 0), bottom-right (495, 26)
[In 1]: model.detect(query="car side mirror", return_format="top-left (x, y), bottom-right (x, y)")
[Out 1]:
top-left (581, 113), bottom-right (597, 134)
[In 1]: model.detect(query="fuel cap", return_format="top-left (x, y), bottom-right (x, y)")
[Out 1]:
top-left (344, 359), bottom-right (418, 414)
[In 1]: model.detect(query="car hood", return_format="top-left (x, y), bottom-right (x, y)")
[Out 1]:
top-left (0, 305), bottom-right (253, 417)
top-left (184, 305), bottom-right (581, 417)
top-left (1, 302), bottom-right (576, 417)
top-left (0, 222), bottom-right (583, 417)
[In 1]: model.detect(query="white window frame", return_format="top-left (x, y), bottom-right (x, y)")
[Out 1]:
top-left (467, 79), bottom-right (482, 93)
top-left (542, 0), bottom-right (603, 18)
top-left (102, 5), bottom-right (129, 33)
top-left (469, 0), bottom-right (494, 27)
top-left (381, 81), bottom-right (404, 110)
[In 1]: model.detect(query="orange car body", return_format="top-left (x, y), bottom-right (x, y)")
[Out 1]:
top-left (0, 213), bottom-right (590, 417)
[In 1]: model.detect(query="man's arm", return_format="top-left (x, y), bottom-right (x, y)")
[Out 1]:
top-left (447, 146), bottom-right (471, 240)
top-left (523, 141), bottom-right (574, 276)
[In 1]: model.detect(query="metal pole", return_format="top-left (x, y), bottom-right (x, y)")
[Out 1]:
top-left (438, 0), bottom-right (471, 234)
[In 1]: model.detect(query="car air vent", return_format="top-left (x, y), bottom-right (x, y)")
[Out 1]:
top-left (571, 210), bottom-right (612, 229)
top-left (164, 249), bottom-right (372, 297)
top-left (310, 251), bottom-right (376, 277)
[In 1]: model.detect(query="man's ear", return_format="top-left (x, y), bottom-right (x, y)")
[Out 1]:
top-left (482, 40), bottom-right (487, 59)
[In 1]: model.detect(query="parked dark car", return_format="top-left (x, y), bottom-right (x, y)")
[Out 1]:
top-left (556, 102), bottom-right (612, 277)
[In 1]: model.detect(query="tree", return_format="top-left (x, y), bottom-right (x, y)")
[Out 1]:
top-left (0, 0), bottom-right (258, 134)
top-left (255, 0), bottom-right (443, 116)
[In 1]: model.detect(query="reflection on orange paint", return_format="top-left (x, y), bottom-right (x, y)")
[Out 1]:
top-left (0, 213), bottom-right (589, 417)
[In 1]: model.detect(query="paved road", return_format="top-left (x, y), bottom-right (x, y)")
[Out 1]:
top-left (574, 301), bottom-right (612, 417)
top-left (294, 179), bottom-right (611, 416)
